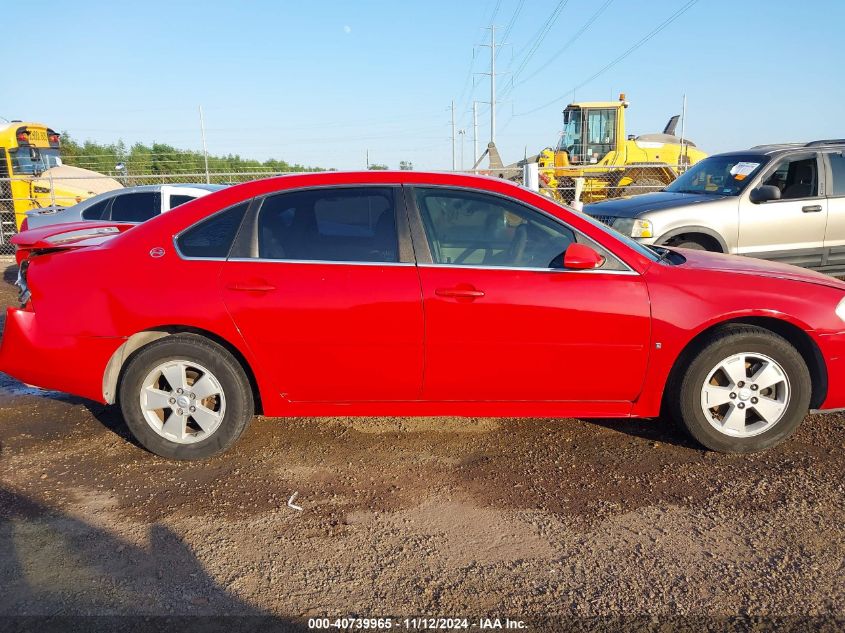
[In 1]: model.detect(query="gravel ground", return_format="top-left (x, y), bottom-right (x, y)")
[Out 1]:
top-left (1, 259), bottom-right (844, 630)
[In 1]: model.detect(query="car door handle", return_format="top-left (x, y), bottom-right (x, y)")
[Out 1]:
top-left (435, 286), bottom-right (485, 300)
top-left (227, 282), bottom-right (276, 292)
top-left (802, 205), bottom-right (823, 213)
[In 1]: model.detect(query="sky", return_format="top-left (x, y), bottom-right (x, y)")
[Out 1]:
top-left (2, 0), bottom-right (843, 172)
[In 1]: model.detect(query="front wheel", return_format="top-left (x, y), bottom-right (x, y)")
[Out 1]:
top-left (669, 325), bottom-right (811, 453)
top-left (119, 334), bottom-right (254, 460)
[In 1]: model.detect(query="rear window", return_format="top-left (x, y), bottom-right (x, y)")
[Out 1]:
top-left (176, 202), bottom-right (248, 259)
top-left (829, 152), bottom-right (845, 197)
top-left (81, 198), bottom-right (110, 220)
top-left (169, 194), bottom-right (197, 209)
top-left (110, 192), bottom-right (160, 222)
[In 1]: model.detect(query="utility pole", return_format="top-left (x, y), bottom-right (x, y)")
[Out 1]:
top-left (198, 105), bottom-right (210, 184)
top-left (490, 25), bottom-right (496, 145)
top-left (458, 129), bottom-right (466, 170)
top-left (366, 149), bottom-right (369, 169)
top-left (476, 26), bottom-right (504, 148)
top-left (450, 100), bottom-right (456, 171)
top-left (472, 101), bottom-right (479, 167)
top-left (680, 93), bottom-right (688, 167)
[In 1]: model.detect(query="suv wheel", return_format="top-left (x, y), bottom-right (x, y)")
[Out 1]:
top-left (119, 334), bottom-right (254, 460)
top-left (669, 325), bottom-right (811, 453)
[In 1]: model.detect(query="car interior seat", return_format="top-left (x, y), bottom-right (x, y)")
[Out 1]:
top-left (782, 161), bottom-right (816, 199)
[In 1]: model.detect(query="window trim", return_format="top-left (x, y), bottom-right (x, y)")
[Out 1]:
top-left (404, 184), bottom-right (636, 275)
top-left (235, 184), bottom-right (413, 264)
top-left (172, 199), bottom-right (253, 261)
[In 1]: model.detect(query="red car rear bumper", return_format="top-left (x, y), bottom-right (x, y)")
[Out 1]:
top-left (0, 307), bottom-right (123, 404)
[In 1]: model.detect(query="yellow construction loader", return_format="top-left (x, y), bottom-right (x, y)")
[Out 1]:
top-left (482, 94), bottom-right (707, 203)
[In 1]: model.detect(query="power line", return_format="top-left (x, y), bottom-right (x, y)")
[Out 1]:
top-left (515, 0), bottom-right (699, 117)
top-left (509, 0), bottom-right (614, 91)
top-left (506, 0), bottom-right (569, 88)
top-left (498, 0), bottom-right (525, 56)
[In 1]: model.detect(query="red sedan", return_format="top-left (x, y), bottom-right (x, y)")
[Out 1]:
top-left (3, 171), bottom-right (845, 459)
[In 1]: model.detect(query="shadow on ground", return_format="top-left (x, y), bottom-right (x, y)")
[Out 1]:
top-left (0, 485), bottom-right (306, 630)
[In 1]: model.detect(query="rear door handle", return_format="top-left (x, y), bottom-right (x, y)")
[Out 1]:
top-left (435, 286), bottom-right (485, 300)
top-left (227, 282), bottom-right (276, 292)
top-left (802, 205), bottom-right (823, 213)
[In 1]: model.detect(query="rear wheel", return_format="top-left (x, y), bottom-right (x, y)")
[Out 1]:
top-left (119, 334), bottom-right (254, 460)
top-left (669, 325), bottom-right (811, 453)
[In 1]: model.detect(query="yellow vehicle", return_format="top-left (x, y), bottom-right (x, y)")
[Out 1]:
top-left (0, 121), bottom-right (121, 234)
top-left (486, 95), bottom-right (708, 203)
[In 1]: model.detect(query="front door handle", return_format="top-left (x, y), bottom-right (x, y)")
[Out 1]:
top-left (227, 281), bottom-right (276, 292)
top-left (435, 285), bottom-right (485, 300)
top-left (802, 205), bottom-right (823, 213)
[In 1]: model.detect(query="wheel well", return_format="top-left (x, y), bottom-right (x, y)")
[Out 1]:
top-left (663, 232), bottom-right (723, 252)
top-left (662, 317), bottom-right (828, 415)
top-left (103, 327), bottom-right (263, 414)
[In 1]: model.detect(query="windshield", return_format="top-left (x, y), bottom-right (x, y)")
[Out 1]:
top-left (9, 147), bottom-right (63, 175)
top-left (666, 154), bottom-right (769, 196)
top-left (558, 107), bottom-right (617, 164)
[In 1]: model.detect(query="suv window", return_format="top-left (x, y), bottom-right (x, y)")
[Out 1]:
top-left (81, 198), bottom-right (110, 220)
top-left (169, 194), bottom-right (197, 209)
top-left (257, 188), bottom-right (398, 262)
top-left (177, 201), bottom-right (249, 258)
top-left (829, 152), bottom-right (845, 197)
top-left (762, 155), bottom-right (818, 200)
top-left (110, 192), bottom-right (161, 222)
top-left (414, 188), bottom-right (622, 270)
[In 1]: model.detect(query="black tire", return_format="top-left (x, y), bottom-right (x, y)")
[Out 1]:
top-left (118, 334), bottom-right (254, 460)
top-left (668, 238), bottom-right (709, 251)
top-left (621, 177), bottom-right (665, 197)
top-left (668, 325), bottom-right (811, 453)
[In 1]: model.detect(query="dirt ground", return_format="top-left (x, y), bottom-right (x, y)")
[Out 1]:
top-left (1, 259), bottom-right (844, 630)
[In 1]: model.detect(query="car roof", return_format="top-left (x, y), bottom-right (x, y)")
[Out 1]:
top-left (711, 140), bottom-right (845, 159)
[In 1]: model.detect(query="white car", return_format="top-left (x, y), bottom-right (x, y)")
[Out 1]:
top-left (23, 183), bottom-right (226, 230)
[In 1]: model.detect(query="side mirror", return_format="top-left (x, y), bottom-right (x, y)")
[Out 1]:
top-left (560, 243), bottom-right (604, 270)
top-left (750, 185), bottom-right (781, 204)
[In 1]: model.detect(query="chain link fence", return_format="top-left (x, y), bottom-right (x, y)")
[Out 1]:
top-left (0, 163), bottom-right (687, 254)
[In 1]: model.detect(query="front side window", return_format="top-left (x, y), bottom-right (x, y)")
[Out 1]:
top-left (177, 201), bottom-right (248, 258)
top-left (109, 192), bottom-right (160, 222)
top-left (414, 188), bottom-right (622, 270)
top-left (829, 152), bottom-right (845, 197)
top-left (666, 154), bottom-right (769, 196)
top-left (257, 187), bottom-right (398, 262)
top-left (762, 154), bottom-right (818, 200)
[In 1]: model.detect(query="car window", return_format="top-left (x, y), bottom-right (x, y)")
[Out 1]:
top-left (109, 192), bottom-right (161, 222)
top-left (80, 198), bottom-right (110, 220)
top-left (414, 187), bottom-right (623, 270)
top-left (176, 201), bottom-right (249, 258)
top-left (169, 194), bottom-right (197, 209)
top-left (828, 152), bottom-right (845, 197)
top-left (665, 154), bottom-right (769, 196)
top-left (256, 187), bottom-right (398, 262)
top-left (762, 155), bottom-right (818, 200)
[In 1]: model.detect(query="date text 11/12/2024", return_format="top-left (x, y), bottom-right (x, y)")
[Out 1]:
top-left (307, 617), bottom-right (528, 630)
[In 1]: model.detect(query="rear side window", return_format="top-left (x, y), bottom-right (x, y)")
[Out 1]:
top-left (829, 153), bottom-right (845, 197)
top-left (110, 192), bottom-right (161, 222)
top-left (177, 202), bottom-right (248, 258)
top-left (257, 187), bottom-right (398, 262)
top-left (169, 194), bottom-right (197, 209)
top-left (81, 198), bottom-right (110, 220)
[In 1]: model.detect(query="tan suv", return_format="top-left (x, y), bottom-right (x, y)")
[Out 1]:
top-left (584, 140), bottom-right (845, 274)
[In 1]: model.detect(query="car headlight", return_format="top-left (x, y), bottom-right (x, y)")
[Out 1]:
top-left (612, 218), bottom-right (654, 238)
top-left (836, 297), bottom-right (845, 323)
